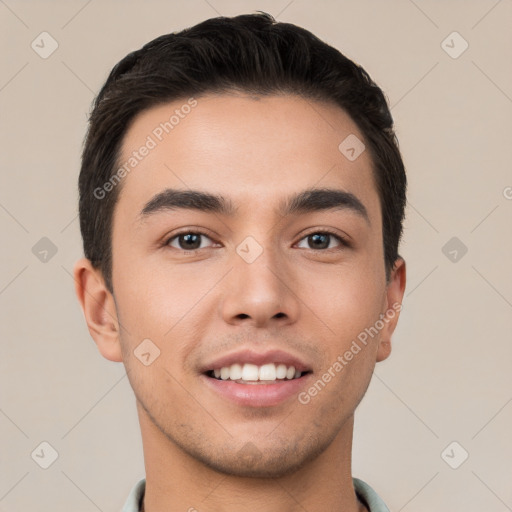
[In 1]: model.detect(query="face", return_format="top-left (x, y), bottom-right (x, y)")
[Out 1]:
top-left (101, 93), bottom-right (404, 477)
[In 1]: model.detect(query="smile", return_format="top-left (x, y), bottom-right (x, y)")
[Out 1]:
top-left (208, 362), bottom-right (308, 383)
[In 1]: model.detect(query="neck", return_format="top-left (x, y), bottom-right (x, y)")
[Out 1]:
top-left (136, 400), bottom-right (367, 512)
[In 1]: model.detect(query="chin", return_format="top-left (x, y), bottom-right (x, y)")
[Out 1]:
top-left (198, 453), bottom-right (307, 479)
top-left (181, 434), bottom-right (330, 479)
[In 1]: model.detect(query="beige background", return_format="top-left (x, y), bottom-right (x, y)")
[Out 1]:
top-left (1, 0), bottom-right (511, 510)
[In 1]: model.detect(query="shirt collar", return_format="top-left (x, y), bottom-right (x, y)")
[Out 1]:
top-left (122, 476), bottom-right (390, 512)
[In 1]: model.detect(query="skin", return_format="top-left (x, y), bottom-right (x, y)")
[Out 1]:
top-left (74, 93), bottom-right (406, 512)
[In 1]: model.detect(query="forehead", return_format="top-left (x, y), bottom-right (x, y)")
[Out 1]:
top-left (114, 93), bottom-right (380, 226)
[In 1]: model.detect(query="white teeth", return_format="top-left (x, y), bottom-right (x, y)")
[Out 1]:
top-left (259, 363), bottom-right (276, 381)
top-left (242, 363), bottom-right (259, 381)
top-left (276, 364), bottom-right (287, 379)
top-left (286, 366), bottom-right (296, 380)
top-left (211, 362), bottom-right (304, 382)
top-left (230, 363), bottom-right (243, 380)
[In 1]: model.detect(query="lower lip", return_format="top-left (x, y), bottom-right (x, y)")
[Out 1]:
top-left (200, 373), bottom-right (312, 407)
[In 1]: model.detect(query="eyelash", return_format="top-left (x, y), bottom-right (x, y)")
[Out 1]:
top-left (163, 228), bottom-right (351, 252)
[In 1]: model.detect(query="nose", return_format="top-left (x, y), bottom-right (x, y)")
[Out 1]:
top-left (220, 240), bottom-right (300, 328)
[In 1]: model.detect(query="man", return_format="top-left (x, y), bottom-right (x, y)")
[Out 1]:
top-left (74, 12), bottom-right (406, 512)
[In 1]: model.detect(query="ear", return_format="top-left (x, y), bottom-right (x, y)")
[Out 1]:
top-left (376, 256), bottom-right (406, 363)
top-left (73, 257), bottom-right (123, 362)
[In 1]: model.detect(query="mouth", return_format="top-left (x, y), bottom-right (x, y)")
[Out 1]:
top-left (205, 362), bottom-right (312, 384)
top-left (200, 352), bottom-right (313, 407)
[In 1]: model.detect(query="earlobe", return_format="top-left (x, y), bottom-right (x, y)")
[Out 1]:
top-left (73, 258), bottom-right (123, 362)
top-left (376, 256), bottom-right (406, 363)
top-left (376, 340), bottom-right (391, 362)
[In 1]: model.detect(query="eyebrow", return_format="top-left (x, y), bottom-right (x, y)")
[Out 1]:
top-left (138, 187), bottom-right (370, 225)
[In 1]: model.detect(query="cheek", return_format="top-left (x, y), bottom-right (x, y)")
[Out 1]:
top-left (112, 259), bottom-right (217, 368)
top-left (307, 285), bottom-right (381, 408)
top-left (113, 254), bottom-right (187, 330)
top-left (304, 266), bottom-right (384, 342)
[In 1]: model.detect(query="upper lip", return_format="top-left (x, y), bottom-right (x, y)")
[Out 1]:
top-left (200, 348), bottom-right (312, 374)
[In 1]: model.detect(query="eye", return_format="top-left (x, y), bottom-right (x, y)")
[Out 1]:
top-left (165, 231), bottom-right (216, 251)
top-left (163, 229), bottom-right (350, 252)
top-left (296, 230), bottom-right (350, 250)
